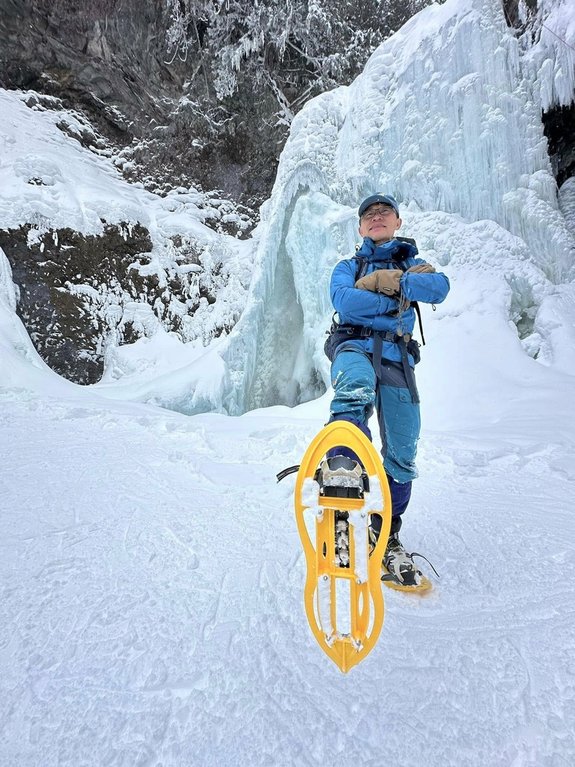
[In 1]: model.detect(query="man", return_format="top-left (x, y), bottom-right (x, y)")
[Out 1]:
top-left (320, 194), bottom-right (450, 587)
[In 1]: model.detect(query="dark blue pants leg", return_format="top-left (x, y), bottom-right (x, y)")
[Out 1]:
top-left (370, 475), bottom-right (412, 536)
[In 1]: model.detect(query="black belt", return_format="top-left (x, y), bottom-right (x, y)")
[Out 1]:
top-left (336, 325), bottom-right (402, 342)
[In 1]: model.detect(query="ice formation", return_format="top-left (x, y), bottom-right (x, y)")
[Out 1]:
top-left (219, 0), bottom-right (575, 415)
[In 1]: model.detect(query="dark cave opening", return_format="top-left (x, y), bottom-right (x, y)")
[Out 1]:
top-left (501, 0), bottom-right (538, 32)
top-left (542, 104), bottom-right (575, 188)
top-left (500, 0), bottom-right (575, 191)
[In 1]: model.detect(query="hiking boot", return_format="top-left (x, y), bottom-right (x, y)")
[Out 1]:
top-left (317, 455), bottom-right (366, 498)
top-left (382, 533), bottom-right (423, 587)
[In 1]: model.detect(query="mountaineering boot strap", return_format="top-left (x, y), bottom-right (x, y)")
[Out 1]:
top-left (382, 533), bottom-right (422, 587)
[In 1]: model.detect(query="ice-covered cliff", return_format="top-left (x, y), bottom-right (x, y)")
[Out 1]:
top-left (217, 0), bottom-right (575, 416)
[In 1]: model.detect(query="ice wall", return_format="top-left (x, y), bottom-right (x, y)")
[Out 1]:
top-left (527, 0), bottom-right (575, 112)
top-left (220, 0), bottom-right (575, 415)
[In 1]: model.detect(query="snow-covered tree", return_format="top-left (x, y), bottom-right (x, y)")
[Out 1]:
top-left (160, 0), bottom-right (435, 207)
top-left (166, 0), bottom-right (432, 121)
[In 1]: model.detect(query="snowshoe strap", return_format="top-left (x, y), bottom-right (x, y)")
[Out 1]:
top-left (411, 552), bottom-right (440, 579)
top-left (276, 465), bottom-right (300, 482)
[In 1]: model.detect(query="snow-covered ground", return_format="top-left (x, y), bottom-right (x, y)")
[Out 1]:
top-left (2, 0), bottom-right (575, 763)
top-left (2, 375), bottom-right (575, 766)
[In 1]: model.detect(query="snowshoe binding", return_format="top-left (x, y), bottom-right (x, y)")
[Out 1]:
top-left (317, 455), bottom-right (368, 569)
top-left (380, 533), bottom-right (435, 593)
top-left (316, 455), bottom-right (368, 498)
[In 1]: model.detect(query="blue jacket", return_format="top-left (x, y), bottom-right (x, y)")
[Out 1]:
top-left (330, 237), bottom-right (450, 366)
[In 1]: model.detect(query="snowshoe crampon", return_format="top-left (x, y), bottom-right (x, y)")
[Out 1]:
top-left (294, 421), bottom-right (392, 673)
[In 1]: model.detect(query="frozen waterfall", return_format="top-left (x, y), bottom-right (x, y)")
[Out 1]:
top-left (219, 0), bottom-right (575, 415)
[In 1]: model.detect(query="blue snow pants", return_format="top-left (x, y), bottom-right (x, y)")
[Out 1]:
top-left (329, 349), bottom-right (420, 527)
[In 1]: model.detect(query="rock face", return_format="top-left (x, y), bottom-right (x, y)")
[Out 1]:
top-left (0, 0), bottom-right (428, 210)
top-left (0, 0), bottom-right (283, 208)
top-left (0, 224), bottom-right (154, 383)
top-left (0, 222), bottom-right (241, 385)
top-left (0, 0), bottom-right (181, 139)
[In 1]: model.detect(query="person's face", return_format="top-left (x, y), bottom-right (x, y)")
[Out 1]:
top-left (358, 204), bottom-right (402, 244)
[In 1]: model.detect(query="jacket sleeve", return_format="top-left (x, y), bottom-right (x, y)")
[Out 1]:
top-left (400, 264), bottom-right (450, 304)
top-left (330, 259), bottom-right (400, 326)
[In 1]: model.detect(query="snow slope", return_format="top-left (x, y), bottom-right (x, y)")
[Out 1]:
top-left (1, 381), bottom-right (575, 766)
